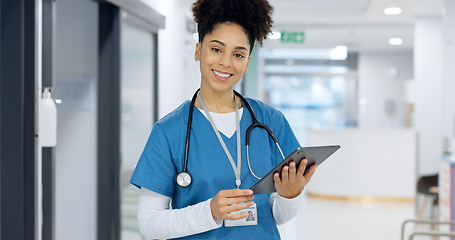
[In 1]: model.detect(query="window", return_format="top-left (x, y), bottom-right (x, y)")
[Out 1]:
top-left (263, 48), bottom-right (358, 145)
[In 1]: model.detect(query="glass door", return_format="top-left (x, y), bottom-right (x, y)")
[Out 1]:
top-left (119, 14), bottom-right (157, 240)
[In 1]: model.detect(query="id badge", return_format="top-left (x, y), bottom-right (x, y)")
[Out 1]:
top-left (225, 203), bottom-right (258, 227)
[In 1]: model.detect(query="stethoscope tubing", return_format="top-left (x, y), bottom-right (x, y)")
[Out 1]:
top-left (177, 89), bottom-right (284, 188)
top-left (183, 89), bottom-right (199, 173)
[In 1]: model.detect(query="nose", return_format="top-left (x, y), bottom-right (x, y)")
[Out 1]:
top-left (219, 52), bottom-right (232, 68)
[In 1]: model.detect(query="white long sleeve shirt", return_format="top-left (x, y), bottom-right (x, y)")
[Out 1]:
top-left (138, 188), bottom-right (303, 239)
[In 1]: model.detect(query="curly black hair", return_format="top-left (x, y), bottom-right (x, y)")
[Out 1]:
top-left (192, 0), bottom-right (273, 53)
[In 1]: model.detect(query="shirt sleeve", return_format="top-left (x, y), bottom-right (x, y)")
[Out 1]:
top-left (269, 191), bottom-right (304, 225)
top-left (137, 187), bottom-right (222, 239)
top-left (130, 123), bottom-right (177, 197)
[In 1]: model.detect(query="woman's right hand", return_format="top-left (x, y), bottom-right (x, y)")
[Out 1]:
top-left (210, 189), bottom-right (255, 220)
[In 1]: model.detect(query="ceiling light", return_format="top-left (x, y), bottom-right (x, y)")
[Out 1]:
top-left (384, 7), bottom-right (402, 15)
top-left (329, 45), bottom-right (348, 60)
top-left (389, 38), bottom-right (403, 45)
top-left (268, 31), bottom-right (281, 40)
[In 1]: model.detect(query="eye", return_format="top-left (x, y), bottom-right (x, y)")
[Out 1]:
top-left (211, 48), bottom-right (221, 53)
top-left (234, 53), bottom-right (245, 59)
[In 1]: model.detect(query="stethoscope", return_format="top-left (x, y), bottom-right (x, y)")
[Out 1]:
top-left (176, 89), bottom-right (285, 188)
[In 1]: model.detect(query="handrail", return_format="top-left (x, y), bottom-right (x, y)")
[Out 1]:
top-left (401, 219), bottom-right (455, 240)
top-left (409, 230), bottom-right (455, 239)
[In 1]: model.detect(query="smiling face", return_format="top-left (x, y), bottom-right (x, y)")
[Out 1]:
top-left (195, 22), bottom-right (251, 96)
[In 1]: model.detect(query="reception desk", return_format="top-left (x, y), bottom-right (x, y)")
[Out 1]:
top-left (305, 129), bottom-right (417, 201)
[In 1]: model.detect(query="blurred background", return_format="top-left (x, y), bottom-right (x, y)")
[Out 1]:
top-left (1, 0), bottom-right (454, 239)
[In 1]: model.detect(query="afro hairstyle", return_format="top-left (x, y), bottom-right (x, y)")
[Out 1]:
top-left (192, 0), bottom-right (273, 53)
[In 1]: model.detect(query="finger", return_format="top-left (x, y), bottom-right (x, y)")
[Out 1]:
top-left (288, 161), bottom-right (296, 182)
top-left (273, 172), bottom-right (281, 185)
top-left (220, 189), bottom-right (253, 198)
top-left (304, 164), bottom-right (318, 180)
top-left (296, 158), bottom-right (308, 176)
top-left (212, 190), bottom-right (253, 209)
top-left (227, 201), bottom-right (255, 213)
top-left (226, 211), bottom-right (251, 220)
top-left (281, 165), bottom-right (289, 183)
top-left (224, 195), bottom-right (255, 206)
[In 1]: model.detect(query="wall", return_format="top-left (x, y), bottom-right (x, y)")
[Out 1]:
top-left (443, 0), bottom-right (455, 147)
top-left (306, 129), bottom-right (417, 198)
top-left (54, 0), bottom-right (98, 239)
top-left (148, 0), bottom-right (200, 118)
top-left (357, 51), bottom-right (414, 128)
top-left (414, 18), bottom-right (444, 175)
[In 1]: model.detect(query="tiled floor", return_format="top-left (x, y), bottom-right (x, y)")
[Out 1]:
top-left (122, 185), bottom-right (430, 240)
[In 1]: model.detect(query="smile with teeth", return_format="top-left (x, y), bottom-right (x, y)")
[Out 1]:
top-left (213, 70), bottom-right (232, 80)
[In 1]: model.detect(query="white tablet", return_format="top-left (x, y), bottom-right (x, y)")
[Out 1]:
top-left (249, 145), bottom-right (340, 194)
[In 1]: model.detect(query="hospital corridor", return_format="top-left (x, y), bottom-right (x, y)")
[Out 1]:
top-left (1, 0), bottom-right (455, 240)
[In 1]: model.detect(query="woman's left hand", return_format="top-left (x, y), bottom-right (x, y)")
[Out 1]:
top-left (273, 158), bottom-right (317, 199)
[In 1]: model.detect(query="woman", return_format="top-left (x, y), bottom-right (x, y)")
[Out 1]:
top-left (130, 0), bottom-right (318, 239)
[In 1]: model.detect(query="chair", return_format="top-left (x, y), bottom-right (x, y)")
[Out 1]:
top-left (416, 174), bottom-right (439, 219)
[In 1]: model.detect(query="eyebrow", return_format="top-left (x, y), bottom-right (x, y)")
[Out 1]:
top-left (210, 40), bottom-right (248, 52)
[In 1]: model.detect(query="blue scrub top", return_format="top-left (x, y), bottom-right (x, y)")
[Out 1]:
top-left (130, 97), bottom-right (300, 240)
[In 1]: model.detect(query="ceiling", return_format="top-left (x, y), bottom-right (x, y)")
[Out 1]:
top-left (264, 0), bottom-right (445, 52)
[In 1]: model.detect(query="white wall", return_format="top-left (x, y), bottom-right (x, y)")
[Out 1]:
top-left (443, 0), bottom-right (455, 146)
top-left (54, 1), bottom-right (98, 239)
top-left (414, 18), bottom-right (444, 175)
top-left (150, 0), bottom-right (200, 118)
top-left (358, 51), bottom-right (414, 128)
top-left (307, 129), bottom-right (417, 198)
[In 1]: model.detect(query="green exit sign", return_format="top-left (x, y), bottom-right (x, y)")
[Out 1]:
top-left (280, 31), bottom-right (305, 44)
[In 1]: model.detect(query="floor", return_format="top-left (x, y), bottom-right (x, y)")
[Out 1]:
top-left (278, 195), bottom-right (415, 240)
top-left (121, 185), bottom-right (436, 240)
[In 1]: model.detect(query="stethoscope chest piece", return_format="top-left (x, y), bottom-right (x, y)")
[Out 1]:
top-left (176, 171), bottom-right (192, 188)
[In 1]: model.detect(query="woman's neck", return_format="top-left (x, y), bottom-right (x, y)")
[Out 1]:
top-left (195, 88), bottom-right (242, 113)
